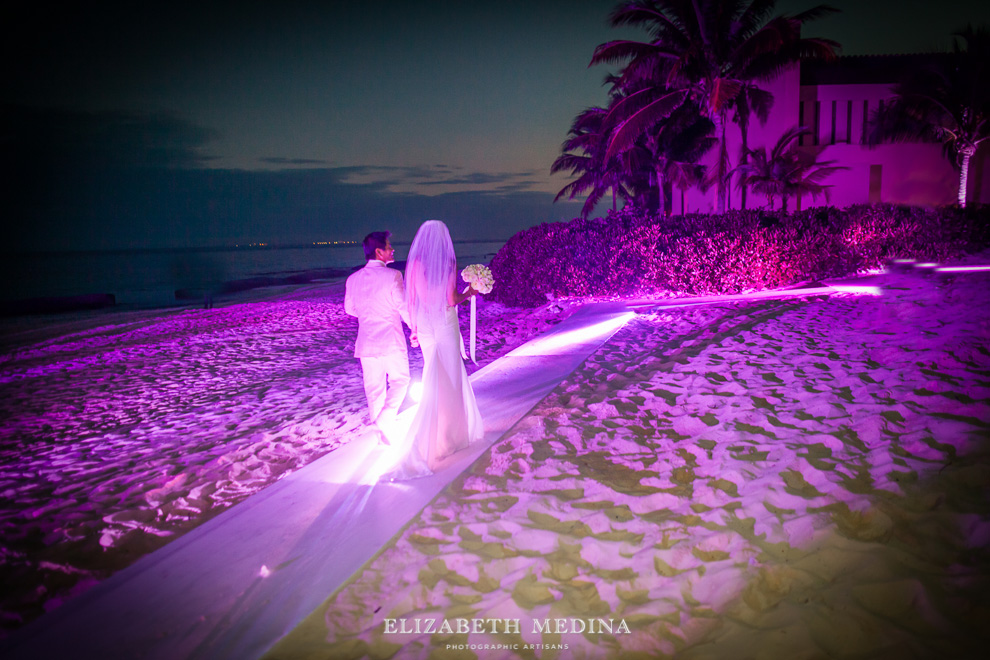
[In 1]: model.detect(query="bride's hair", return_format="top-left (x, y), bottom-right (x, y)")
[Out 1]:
top-left (406, 220), bottom-right (457, 326)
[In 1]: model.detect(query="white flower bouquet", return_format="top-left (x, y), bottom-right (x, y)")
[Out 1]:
top-left (461, 264), bottom-right (494, 294)
top-left (460, 264), bottom-right (494, 363)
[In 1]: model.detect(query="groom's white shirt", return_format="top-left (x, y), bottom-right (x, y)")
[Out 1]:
top-left (344, 260), bottom-right (410, 357)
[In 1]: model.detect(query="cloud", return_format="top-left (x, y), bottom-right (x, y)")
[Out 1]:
top-left (3, 106), bottom-right (594, 251)
top-left (258, 157), bottom-right (328, 165)
top-left (333, 164), bottom-right (544, 193)
top-left (416, 171), bottom-right (537, 187)
top-left (7, 163), bottom-right (590, 251)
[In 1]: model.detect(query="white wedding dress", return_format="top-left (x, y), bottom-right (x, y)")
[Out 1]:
top-left (385, 221), bottom-right (484, 480)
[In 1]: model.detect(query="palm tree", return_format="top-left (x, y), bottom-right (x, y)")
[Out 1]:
top-left (646, 103), bottom-right (715, 214)
top-left (868, 26), bottom-right (990, 207)
top-left (733, 83), bottom-right (774, 209)
top-left (736, 125), bottom-right (846, 212)
top-left (591, 0), bottom-right (839, 213)
top-left (551, 106), bottom-right (633, 218)
top-left (784, 151), bottom-right (846, 212)
top-left (553, 81), bottom-right (713, 218)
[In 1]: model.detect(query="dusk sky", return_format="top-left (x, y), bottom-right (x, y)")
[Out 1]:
top-left (5, 0), bottom-right (990, 250)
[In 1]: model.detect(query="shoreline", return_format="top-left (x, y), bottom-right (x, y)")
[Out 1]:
top-left (0, 268), bottom-right (356, 318)
top-left (1, 243), bottom-right (505, 313)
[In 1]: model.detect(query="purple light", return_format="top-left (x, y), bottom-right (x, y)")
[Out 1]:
top-left (936, 265), bottom-right (990, 272)
top-left (408, 380), bottom-right (423, 402)
top-left (828, 285), bottom-right (883, 295)
top-left (506, 312), bottom-right (634, 355)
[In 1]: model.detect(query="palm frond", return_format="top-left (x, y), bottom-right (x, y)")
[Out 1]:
top-left (604, 89), bottom-right (688, 161)
top-left (591, 40), bottom-right (660, 67)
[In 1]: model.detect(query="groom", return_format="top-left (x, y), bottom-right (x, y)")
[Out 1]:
top-left (344, 231), bottom-right (411, 444)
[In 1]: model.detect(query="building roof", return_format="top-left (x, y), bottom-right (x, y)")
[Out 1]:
top-left (801, 53), bottom-right (952, 86)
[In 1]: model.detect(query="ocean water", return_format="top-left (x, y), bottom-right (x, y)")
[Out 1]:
top-left (2, 241), bottom-right (506, 305)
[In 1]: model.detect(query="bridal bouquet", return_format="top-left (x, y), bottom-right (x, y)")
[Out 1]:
top-left (460, 264), bottom-right (494, 363)
top-left (461, 264), bottom-right (494, 294)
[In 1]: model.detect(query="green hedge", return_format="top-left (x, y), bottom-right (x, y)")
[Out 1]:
top-left (489, 204), bottom-right (990, 306)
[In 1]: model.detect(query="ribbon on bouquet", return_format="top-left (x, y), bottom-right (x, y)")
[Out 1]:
top-left (469, 294), bottom-right (478, 364)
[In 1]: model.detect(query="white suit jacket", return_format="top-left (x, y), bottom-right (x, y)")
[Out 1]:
top-left (344, 260), bottom-right (411, 358)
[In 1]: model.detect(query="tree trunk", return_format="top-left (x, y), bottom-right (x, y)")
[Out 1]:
top-left (713, 112), bottom-right (729, 214)
top-left (656, 168), bottom-right (664, 215)
top-left (651, 167), bottom-right (667, 215)
top-left (739, 125), bottom-right (749, 211)
top-left (958, 144), bottom-right (975, 208)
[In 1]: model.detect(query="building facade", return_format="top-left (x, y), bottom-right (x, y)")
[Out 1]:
top-left (679, 54), bottom-right (990, 214)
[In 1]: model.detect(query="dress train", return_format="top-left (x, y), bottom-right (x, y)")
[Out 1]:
top-left (384, 308), bottom-right (483, 480)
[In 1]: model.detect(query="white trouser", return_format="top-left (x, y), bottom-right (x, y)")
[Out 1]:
top-left (359, 352), bottom-right (410, 431)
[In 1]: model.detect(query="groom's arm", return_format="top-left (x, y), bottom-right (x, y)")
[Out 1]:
top-left (392, 272), bottom-right (417, 347)
top-left (343, 280), bottom-right (357, 316)
top-left (393, 272), bottom-right (411, 328)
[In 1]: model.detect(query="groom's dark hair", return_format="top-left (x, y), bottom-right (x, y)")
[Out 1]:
top-left (362, 231), bottom-right (391, 261)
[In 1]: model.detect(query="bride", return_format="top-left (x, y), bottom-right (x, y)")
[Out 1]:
top-left (386, 220), bottom-right (484, 479)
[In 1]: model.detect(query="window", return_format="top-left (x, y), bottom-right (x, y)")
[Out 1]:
top-left (869, 164), bottom-right (882, 203)
top-left (830, 100), bottom-right (837, 145)
top-left (861, 100), bottom-right (869, 144)
top-left (799, 101), bottom-right (806, 146)
top-left (814, 101), bottom-right (821, 146)
top-left (846, 100), bottom-right (853, 144)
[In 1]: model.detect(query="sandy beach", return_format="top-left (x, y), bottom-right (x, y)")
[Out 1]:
top-left (0, 280), bottom-right (569, 635)
top-left (1, 253), bottom-right (989, 658)
top-left (262, 257), bottom-right (990, 659)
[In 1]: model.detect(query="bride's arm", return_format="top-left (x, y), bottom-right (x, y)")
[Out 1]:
top-left (450, 283), bottom-right (478, 306)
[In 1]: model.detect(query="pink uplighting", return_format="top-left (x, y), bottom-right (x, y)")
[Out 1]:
top-left (505, 311), bottom-right (634, 355)
top-left (825, 284), bottom-right (883, 295)
top-left (936, 264), bottom-right (990, 272)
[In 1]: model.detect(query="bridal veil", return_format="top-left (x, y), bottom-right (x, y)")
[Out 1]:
top-left (387, 220), bottom-right (483, 479)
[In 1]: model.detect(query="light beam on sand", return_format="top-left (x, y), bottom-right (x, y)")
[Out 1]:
top-left (335, 314), bottom-right (639, 484)
top-left (310, 425), bottom-right (414, 487)
top-left (362, 384), bottom-right (425, 482)
top-left (828, 285), bottom-right (883, 296)
top-left (936, 264), bottom-right (990, 272)
top-left (509, 312), bottom-right (634, 355)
